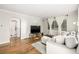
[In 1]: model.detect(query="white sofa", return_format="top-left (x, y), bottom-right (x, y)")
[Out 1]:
top-left (32, 33), bottom-right (79, 54)
top-left (46, 34), bottom-right (79, 54)
top-left (46, 41), bottom-right (76, 54)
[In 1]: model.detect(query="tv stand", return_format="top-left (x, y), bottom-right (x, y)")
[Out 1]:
top-left (29, 33), bottom-right (42, 41)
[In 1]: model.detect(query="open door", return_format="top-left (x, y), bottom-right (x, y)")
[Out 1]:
top-left (10, 18), bottom-right (21, 38)
top-left (9, 18), bottom-right (21, 46)
top-left (10, 20), bottom-right (17, 37)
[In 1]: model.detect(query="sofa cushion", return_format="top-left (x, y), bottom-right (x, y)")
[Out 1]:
top-left (47, 41), bottom-right (76, 54)
top-left (53, 35), bottom-right (65, 44)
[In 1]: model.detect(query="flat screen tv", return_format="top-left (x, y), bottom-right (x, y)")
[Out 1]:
top-left (31, 26), bottom-right (40, 34)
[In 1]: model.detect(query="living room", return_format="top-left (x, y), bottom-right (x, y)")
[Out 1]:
top-left (0, 4), bottom-right (79, 54)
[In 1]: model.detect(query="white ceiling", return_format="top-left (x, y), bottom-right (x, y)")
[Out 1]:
top-left (0, 4), bottom-right (78, 18)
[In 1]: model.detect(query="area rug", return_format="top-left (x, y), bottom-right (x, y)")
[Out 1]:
top-left (32, 41), bottom-right (46, 54)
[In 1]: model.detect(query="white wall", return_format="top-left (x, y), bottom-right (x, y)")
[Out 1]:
top-left (77, 8), bottom-right (79, 42)
top-left (77, 8), bottom-right (79, 32)
top-left (67, 15), bottom-right (78, 31)
top-left (42, 18), bottom-right (49, 35)
top-left (21, 15), bottom-right (43, 39)
top-left (0, 9), bottom-right (43, 44)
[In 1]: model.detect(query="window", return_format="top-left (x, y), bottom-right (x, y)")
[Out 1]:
top-left (61, 19), bottom-right (67, 31)
top-left (52, 20), bottom-right (58, 30)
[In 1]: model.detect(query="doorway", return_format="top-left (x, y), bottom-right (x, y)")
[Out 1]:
top-left (10, 18), bottom-right (21, 38)
top-left (9, 18), bottom-right (21, 46)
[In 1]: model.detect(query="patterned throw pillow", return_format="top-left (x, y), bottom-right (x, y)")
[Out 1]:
top-left (65, 36), bottom-right (78, 49)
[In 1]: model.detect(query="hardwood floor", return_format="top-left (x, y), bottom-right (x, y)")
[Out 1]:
top-left (0, 38), bottom-right (41, 54)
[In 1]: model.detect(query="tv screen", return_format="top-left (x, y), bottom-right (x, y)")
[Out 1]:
top-left (31, 26), bottom-right (40, 34)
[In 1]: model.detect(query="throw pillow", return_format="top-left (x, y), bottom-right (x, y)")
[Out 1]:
top-left (54, 35), bottom-right (65, 44)
top-left (65, 36), bottom-right (78, 49)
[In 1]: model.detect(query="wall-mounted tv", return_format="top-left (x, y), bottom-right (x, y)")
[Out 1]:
top-left (31, 26), bottom-right (40, 34)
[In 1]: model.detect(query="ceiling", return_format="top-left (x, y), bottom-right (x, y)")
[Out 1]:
top-left (0, 4), bottom-right (78, 18)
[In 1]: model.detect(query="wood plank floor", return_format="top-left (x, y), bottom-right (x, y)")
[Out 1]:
top-left (0, 38), bottom-right (41, 54)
